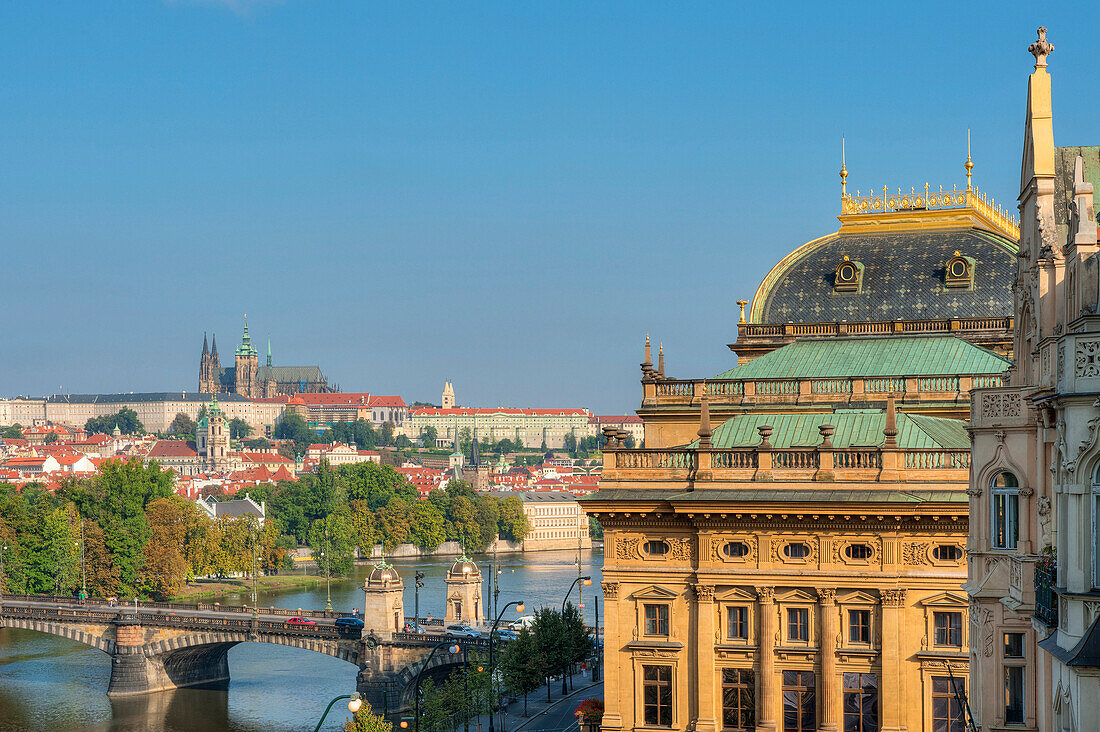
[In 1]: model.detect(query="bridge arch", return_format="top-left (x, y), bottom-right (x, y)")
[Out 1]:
top-left (0, 616), bottom-right (116, 655)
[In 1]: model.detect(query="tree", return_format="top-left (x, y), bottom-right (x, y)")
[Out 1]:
top-left (497, 495), bottom-right (531, 542)
top-left (168, 412), bottom-right (196, 437)
top-left (43, 432), bottom-right (58, 444)
top-left (531, 607), bottom-right (567, 701)
top-left (501, 626), bottom-right (543, 716)
top-left (588, 516), bottom-right (604, 540)
top-left (563, 432), bottom-right (578, 454)
top-left (228, 417), bottom-right (252, 440)
top-left (408, 500), bottom-right (446, 552)
top-left (0, 424), bottom-right (22, 439)
top-left (308, 512), bottom-right (355, 577)
top-left (561, 601), bottom-right (590, 688)
top-left (273, 411), bottom-right (315, 458)
top-left (380, 422), bottom-right (395, 446)
top-left (473, 495), bottom-right (500, 550)
top-left (141, 496), bottom-right (196, 599)
top-left (418, 426), bottom-right (439, 447)
top-left (82, 519), bottom-right (121, 597)
top-left (244, 437), bottom-right (272, 450)
top-left (85, 408), bottom-right (144, 436)
top-left (349, 499), bottom-right (377, 557)
top-left (344, 701), bottom-right (393, 732)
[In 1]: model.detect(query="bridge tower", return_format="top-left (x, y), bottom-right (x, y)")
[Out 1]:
top-left (444, 554), bottom-right (482, 627)
top-left (363, 559), bottom-right (404, 639)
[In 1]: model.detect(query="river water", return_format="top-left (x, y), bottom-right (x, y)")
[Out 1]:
top-left (0, 548), bottom-right (602, 732)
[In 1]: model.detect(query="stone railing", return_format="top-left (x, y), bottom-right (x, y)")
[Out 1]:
top-left (604, 445), bottom-right (970, 483)
top-left (648, 372), bottom-right (1003, 407)
top-left (735, 316), bottom-right (1013, 340)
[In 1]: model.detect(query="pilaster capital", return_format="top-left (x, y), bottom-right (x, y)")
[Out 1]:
top-left (816, 588), bottom-right (837, 606)
top-left (693, 584), bottom-right (715, 603)
top-left (756, 586), bottom-right (775, 605)
top-left (601, 581), bottom-right (620, 600)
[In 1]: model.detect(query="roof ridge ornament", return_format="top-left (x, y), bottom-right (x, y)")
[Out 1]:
top-left (1029, 26), bottom-right (1053, 69)
top-left (840, 137), bottom-right (848, 198)
top-left (965, 129), bottom-right (974, 191)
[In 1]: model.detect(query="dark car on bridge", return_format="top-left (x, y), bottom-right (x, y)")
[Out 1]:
top-left (335, 616), bottom-right (364, 631)
top-left (285, 617), bottom-right (316, 627)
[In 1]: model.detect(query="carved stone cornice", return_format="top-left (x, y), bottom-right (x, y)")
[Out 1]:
top-left (881, 589), bottom-right (908, 607)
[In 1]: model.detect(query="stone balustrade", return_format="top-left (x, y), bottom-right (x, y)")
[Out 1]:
top-left (646, 371), bottom-right (1004, 407)
top-left (601, 445), bottom-right (970, 483)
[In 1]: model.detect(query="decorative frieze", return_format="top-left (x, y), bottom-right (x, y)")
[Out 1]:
top-left (601, 581), bottom-right (619, 600)
top-left (901, 542), bottom-right (930, 565)
top-left (1075, 339), bottom-right (1100, 377)
top-left (881, 589), bottom-right (907, 607)
top-left (980, 391), bottom-right (1022, 420)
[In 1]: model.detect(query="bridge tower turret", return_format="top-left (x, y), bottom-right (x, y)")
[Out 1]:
top-left (444, 554), bottom-right (482, 627)
top-left (363, 559), bottom-right (404, 638)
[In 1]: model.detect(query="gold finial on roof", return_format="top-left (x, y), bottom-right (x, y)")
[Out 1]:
top-left (1029, 26), bottom-right (1054, 68)
top-left (954, 250), bottom-right (961, 257)
top-left (737, 300), bottom-right (748, 324)
top-left (965, 129), bottom-right (974, 190)
top-left (840, 137), bottom-right (848, 198)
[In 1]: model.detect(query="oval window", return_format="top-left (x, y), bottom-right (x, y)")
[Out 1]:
top-left (845, 544), bottom-right (872, 560)
top-left (644, 540), bottom-right (669, 556)
top-left (933, 545), bottom-right (961, 561)
top-left (784, 543), bottom-right (810, 559)
top-left (723, 541), bottom-right (749, 558)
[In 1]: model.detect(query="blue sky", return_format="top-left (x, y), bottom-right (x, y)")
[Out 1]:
top-left (0, 2), bottom-right (1093, 412)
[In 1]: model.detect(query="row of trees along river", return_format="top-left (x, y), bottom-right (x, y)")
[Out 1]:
top-left (0, 459), bottom-right (533, 601)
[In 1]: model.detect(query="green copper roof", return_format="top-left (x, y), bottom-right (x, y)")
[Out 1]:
top-left (716, 335), bottom-right (1010, 379)
top-left (690, 410), bottom-right (968, 449)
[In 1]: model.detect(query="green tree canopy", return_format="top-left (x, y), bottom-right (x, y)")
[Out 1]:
top-left (85, 408), bottom-right (144, 436)
top-left (228, 417), bottom-right (252, 439)
top-left (168, 412), bottom-right (196, 437)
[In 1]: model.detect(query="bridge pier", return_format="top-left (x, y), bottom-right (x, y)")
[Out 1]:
top-left (107, 616), bottom-right (234, 697)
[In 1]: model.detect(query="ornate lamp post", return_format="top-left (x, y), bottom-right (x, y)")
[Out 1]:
top-left (489, 600), bottom-right (524, 732)
top-left (312, 692), bottom-right (362, 732)
top-left (0, 543), bottom-right (7, 604)
top-left (322, 525), bottom-right (333, 612)
top-left (416, 641), bottom-right (461, 732)
top-left (561, 576), bottom-right (591, 693)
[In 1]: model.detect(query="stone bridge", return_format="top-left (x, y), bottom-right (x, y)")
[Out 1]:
top-left (0, 595), bottom-right (487, 714)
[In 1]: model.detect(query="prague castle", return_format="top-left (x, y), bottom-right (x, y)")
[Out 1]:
top-left (583, 145), bottom-right (1019, 729)
top-left (198, 318), bottom-right (332, 398)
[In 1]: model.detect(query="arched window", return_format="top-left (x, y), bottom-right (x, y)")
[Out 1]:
top-left (991, 472), bottom-right (1019, 550)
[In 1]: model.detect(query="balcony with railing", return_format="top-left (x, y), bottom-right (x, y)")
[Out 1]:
top-left (1034, 564), bottom-right (1058, 627)
top-left (645, 372), bottom-right (1004, 409)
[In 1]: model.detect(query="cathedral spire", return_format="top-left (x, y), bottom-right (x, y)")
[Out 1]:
top-left (267, 337), bottom-right (273, 368)
top-left (211, 333), bottom-right (219, 359)
top-left (203, 332), bottom-right (209, 356)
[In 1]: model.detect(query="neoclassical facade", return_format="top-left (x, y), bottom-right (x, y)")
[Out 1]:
top-left (968, 28), bottom-right (1100, 732)
top-left (581, 145), bottom-right (1021, 729)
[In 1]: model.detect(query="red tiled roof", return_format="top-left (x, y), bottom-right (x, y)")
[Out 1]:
top-left (238, 451), bottom-right (292, 463)
top-left (5, 457), bottom-right (47, 466)
top-left (291, 392), bottom-right (372, 405)
top-left (367, 395), bottom-right (407, 408)
top-left (411, 408), bottom-right (589, 417)
top-left (147, 440), bottom-right (198, 458)
top-left (589, 415), bottom-right (643, 424)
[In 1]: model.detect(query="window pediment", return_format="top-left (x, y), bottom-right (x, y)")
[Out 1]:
top-left (918, 591), bottom-right (968, 608)
top-left (630, 585), bottom-right (679, 600)
top-left (777, 588), bottom-right (818, 603)
top-left (840, 590), bottom-right (878, 605)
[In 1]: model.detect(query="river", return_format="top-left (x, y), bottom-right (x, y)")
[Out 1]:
top-left (0, 548), bottom-right (602, 732)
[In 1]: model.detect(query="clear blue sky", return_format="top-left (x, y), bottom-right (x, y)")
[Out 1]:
top-left (1, 2), bottom-right (1094, 413)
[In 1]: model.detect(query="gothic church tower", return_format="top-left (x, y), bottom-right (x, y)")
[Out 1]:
top-left (442, 380), bottom-right (455, 409)
top-left (199, 332), bottom-right (222, 393)
top-left (234, 317), bottom-right (260, 398)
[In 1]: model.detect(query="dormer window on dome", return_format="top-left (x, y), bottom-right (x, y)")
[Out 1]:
top-left (834, 256), bottom-right (864, 293)
top-left (944, 250), bottom-right (975, 289)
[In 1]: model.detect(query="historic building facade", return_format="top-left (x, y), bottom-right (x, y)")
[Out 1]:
top-left (968, 28), bottom-right (1100, 732)
top-left (583, 127), bottom-right (1021, 729)
top-left (198, 319), bottom-right (332, 398)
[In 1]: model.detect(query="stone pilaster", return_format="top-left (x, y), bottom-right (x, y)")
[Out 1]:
top-left (693, 584), bottom-right (717, 732)
top-left (817, 588), bottom-right (839, 732)
top-left (880, 589), bottom-right (908, 732)
top-left (601, 581), bottom-right (623, 730)
top-left (756, 587), bottom-right (778, 732)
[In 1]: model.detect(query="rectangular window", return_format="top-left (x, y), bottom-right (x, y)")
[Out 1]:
top-left (643, 665), bottom-right (673, 727)
top-left (934, 612), bottom-right (963, 647)
top-left (644, 604), bottom-right (670, 636)
top-left (842, 672), bottom-right (878, 732)
top-left (721, 668), bottom-right (755, 731)
top-left (1004, 632), bottom-right (1024, 658)
top-left (1004, 666), bottom-right (1024, 725)
top-left (993, 491), bottom-right (1019, 549)
top-left (848, 609), bottom-right (871, 644)
top-left (727, 606), bottom-right (749, 640)
top-left (782, 670), bottom-right (815, 732)
top-left (787, 608), bottom-right (809, 642)
top-left (931, 676), bottom-right (966, 732)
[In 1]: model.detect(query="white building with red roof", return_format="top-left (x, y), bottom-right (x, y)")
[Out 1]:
top-left (286, 392), bottom-right (408, 428)
top-left (405, 406), bottom-right (592, 450)
top-left (305, 442), bottom-right (381, 466)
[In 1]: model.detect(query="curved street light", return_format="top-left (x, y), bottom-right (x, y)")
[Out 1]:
top-left (312, 692), bottom-right (362, 732)
top-left (561, 576), bottom-right (591, 693)
top-left (489, 599), bottom-right (524, 732)
top-left (416, 640), bottom-right (461, 732)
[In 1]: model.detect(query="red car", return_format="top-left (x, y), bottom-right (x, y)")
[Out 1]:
top-left (286, 617), bottom-right (316, 627)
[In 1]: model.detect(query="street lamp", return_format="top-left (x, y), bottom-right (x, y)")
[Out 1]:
top-left (322, 525), bottom-right (333, 612)
top-left (414, 571), bottom-right (425, 631)
top-left (489, 600), bottom-right (524, 732)
top-left (416, 641), bottom-right (461, 732)
top-left (0, 543), bottom-right (7, 604)
top-left (312, 692), bottom-right (362, 732)
top-left (561, 576), bottom-right (592, 693)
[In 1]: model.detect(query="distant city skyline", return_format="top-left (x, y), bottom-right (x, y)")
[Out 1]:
top-left (2, 4), bottom-right (1096, 412)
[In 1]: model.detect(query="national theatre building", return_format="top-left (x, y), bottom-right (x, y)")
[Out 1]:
top-left (582, 142), bottom-right (1021, 728)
